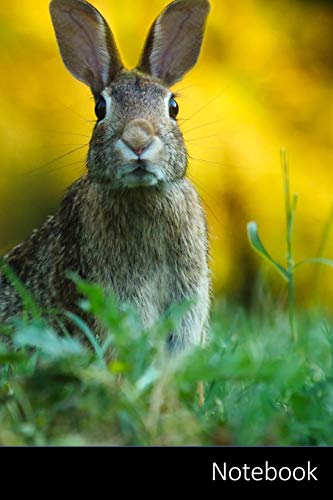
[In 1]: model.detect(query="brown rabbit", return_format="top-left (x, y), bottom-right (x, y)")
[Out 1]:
top-left (0, 0), bottom-right (211, 353)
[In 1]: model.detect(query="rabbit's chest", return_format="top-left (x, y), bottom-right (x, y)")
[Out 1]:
top-left (84, 219), bottom-right (178, 325)
top-left (80, 184), bottom-right (206, 327)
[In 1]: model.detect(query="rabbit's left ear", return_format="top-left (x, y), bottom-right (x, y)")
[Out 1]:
top-left (138, 0), bottom-right (210, 87)
top-left (50, 0), bottom-right (123, 96)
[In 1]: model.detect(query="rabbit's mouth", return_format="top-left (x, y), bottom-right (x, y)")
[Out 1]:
top-left (132, 166), bottom-right (151, 178)
top-left (120, 163), bottom-right (162, 189)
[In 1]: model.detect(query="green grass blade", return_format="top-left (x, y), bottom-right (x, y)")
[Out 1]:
top-left (295, 257), bottom-right (333, 270)
top-left (281, 149), bottom-right (291, 230)
top-left (290, 193), bottom-right (299, 240)
top-left (247, 222), bottom-right (289, 281)
top-left (0, 258), bottom-right (41, 320)
top-left (65, 311), bottom-right (105, 364)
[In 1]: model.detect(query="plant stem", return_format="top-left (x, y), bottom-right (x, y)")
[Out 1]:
top-left (314, 204), bottom-right (333, 304)
top-left (281, 149), bottom-right (298, 343)
top-left (287, 271), bottom-right (297, 342)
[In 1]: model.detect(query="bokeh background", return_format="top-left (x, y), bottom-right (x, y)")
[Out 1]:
top-left (1, 0), bottom-right (333, 309)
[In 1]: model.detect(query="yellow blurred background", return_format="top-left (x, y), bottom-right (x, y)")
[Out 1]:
top-left (1, 0), bottom-right (333, 309)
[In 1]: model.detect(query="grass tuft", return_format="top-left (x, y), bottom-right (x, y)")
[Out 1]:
top-left (0, 289), bottom-right (333, 446)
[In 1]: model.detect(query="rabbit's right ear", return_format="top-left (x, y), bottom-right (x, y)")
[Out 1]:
top-left (138, 0), bottom-right (210, 86)
top-left (49, 0), bottom-right (123, 95)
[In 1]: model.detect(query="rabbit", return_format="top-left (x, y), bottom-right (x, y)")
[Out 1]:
top-left (0, 0), bottom-right (211, 353)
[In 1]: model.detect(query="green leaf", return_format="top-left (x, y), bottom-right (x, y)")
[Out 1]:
top-left (247, 222), bottom-right (289, 281)
top-left (13, 321), bottom-right (87, 360)
top-left (65, 311), bottom-right (105, 364)
top-left (136, 366), bottom-right (159, 393)
top-left (295, 257), bottom-right (333, 270)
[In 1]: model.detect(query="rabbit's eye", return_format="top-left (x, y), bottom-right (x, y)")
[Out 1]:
top-left (95, 97), bottom-right (107, 121)
top-left (169, 97), bottom-right (179, 120)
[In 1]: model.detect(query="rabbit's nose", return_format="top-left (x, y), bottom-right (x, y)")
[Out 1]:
top-left (121, 119), bottom-right (155, 156)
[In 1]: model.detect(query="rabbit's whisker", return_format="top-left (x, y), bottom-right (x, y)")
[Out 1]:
top-left (44, 130), bottom-right (91, 139)
top-left (193, 157), bottom-right (247, 169)
top-left (172, 85), bottom-right (193, 94)
top-left (25, 144), bottom-right (89, 175)
top-left (54, 96), bottom-right (93, 126)
top-left (180, 94), bottom-right (223, 124)
top-left (187, 173), bottom-right (222, 226)
top-left (31, 160), bottom-right (87, 178)
top-left (182, 120), bottom-right (222, 135)
top-left (188, 155), bottom-right (223, 166)
top-left (185, 134), bottom-right (219, 142)
top-left (42, 143), bottom-right (89, 147)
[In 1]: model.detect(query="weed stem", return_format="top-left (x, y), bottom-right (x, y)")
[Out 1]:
top-left (281, 149), bottom-right (298, 343)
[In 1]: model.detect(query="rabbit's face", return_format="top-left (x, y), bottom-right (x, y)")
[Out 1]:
top-left (87, 71), bottom-right (187, 189)
top-left (50, 0), bottom-right (210, 187)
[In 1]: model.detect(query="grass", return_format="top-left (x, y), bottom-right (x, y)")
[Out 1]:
top-left (1, 152), bottom-right (333, 446)
top-left (0, 291), bottom-right (333, 446)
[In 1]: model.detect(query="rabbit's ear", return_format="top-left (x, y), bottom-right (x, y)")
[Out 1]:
top-left (49, 0), bottom-right (123, 95)
top-left (138, 0), bottom-right (210, 86)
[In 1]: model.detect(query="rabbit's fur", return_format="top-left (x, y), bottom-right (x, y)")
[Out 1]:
top-left (0, 0), bottom-right (211, 353)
